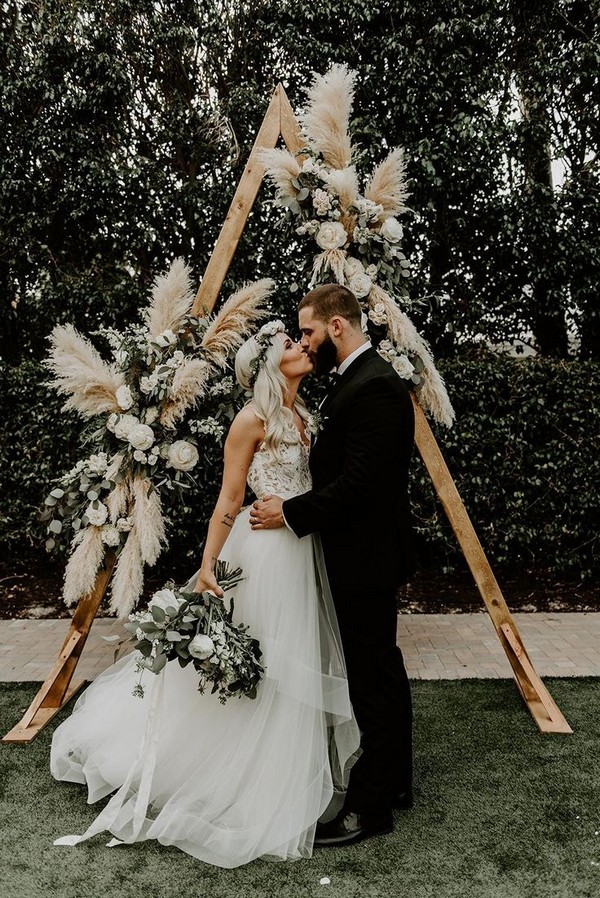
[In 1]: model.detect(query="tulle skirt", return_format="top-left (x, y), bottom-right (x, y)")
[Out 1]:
top-left (50, 507), bottom-right (360, 867)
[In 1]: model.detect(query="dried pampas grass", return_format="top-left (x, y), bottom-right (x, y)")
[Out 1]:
top-left (131, 477), bottom-right (166, 566)
top-left (368, 286), bottom-right (455, 427)
top-left (260, 148), bottom-right (302, 201)
top-left (46, 324), bottom-right (124, 418)
top-left (300, 64), bottom-right (355, 169)
top-left (106, 479), bottom-right (129, 524)
top-left (365, 148), bottom-right (410, 221)
top-left (63, 526), bottom-right (105, 606)
top-left (311, 249), bottom-right (347, 286)
top-left (202, 278), bottom-right (274, 369)
top-left (109, 526), bottom-right (144, 618)
top-left (160, 358), bottom-right (211, 428)
top-left (145, 258), bottom-right (195, 339)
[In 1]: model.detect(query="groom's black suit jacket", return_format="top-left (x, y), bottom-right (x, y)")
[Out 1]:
top-left (283, 346), bottom-right (416, 593)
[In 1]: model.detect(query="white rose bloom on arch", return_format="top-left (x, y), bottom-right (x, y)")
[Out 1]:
top-left (380, 217), bottom-right (404, 243)
top-left (116, 385), bottom-right (134, 411)
top-left (114, 414), bottom-right (139, 441)
top-left (167, 440), bottom-right (199, 472)
top-left (315, 221), bottom-right (347, 251)
top-left (392, 354), bottom-right (415, 379)
top-left (128, 423), bottom-right (155, 451)
top-left (348, 272), bottom-right (373, 299)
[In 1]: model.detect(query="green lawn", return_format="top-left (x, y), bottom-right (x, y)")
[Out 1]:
top-left (1, 679), bottom-right (600, 898)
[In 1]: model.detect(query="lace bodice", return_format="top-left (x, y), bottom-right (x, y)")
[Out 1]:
top-left (247, 428), bottom-right (312, 500)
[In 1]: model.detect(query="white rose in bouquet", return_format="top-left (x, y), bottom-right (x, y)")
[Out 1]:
top-left (312, 188), bottom-right (332, 215)
top-left (116, 385), bottom-right (134, 410)
top-left (315, 221), bottom-right (347, 251)
top-left (114, 414), bottom-right (139, 440)
top-left (128, 423), bottom-right (155, 451)
top-left (86, 502), bottom-right (108, 526)
top-left (116, 516), bottom-right (134, 532)
top-left (167, 440), bottom-right (199, 471)
top-left (188, 634), bottom-right (216, 660)
top-left (150, 588), bottom-right (182, 612)
top-left (380, 217), bottom-right (404, 243)
top-left (101, 524), bottom-right (121, 546)
top-left (392, 354), bottom-right (415, 379)
top-left (344, 256), bottom-right (366, 280)
top-left (377, 340), bottom-right (396, 363)
top-left (348, 272), bottom-right (373, 299)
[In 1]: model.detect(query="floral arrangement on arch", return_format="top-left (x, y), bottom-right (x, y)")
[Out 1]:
top-left (42, 260), bottom-right (273, 618)
top-left (261, 64), bottom-right (455, 428)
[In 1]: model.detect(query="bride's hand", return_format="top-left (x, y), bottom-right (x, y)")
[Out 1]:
top-left (194, 567), bottom-right (224, 599)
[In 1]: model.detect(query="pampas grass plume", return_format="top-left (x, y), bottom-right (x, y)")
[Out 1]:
top-left (365, 148), bottom-right (410, 220)
top-left (201, 279), bottom-right (274, 369)
top-left (46, 324), bottom-right (124, 418)
top-left (109, 526), bottom-right (145, 618)
top-left (301, 64), bottom-right (356, 169)
top-left (145, 258), bottom-right (195, 339)
top-left (131, 477), bottom-right (166, 566)
top-left (63, 527), bottom-right (105, 606)
top-left (160, 358), bottom-right (211, 428)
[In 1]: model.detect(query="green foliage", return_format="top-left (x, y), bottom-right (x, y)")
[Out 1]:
top-left (410, 353), bottom-right (600, 579)
top-left (2, 356), bottom-right (598, 580)
top-left (1, 0), bottom-right (599, 365)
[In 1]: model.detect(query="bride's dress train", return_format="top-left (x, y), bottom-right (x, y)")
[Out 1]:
top-left (50, 426), bottom-right (359, 867)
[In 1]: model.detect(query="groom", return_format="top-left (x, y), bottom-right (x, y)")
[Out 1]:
top-left (251, 284), bottom-right (415, 846)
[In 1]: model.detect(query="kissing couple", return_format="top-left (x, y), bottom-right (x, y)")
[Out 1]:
top-left (51, 283), bottom-right (416, 868)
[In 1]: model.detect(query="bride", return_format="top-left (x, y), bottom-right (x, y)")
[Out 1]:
top-left (50, 320), bottom-right (359, 868)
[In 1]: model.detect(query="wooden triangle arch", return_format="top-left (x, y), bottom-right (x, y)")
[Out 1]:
top-left (3, 83), bottom-right (572, 743)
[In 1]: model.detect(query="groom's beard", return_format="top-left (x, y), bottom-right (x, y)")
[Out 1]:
top-left (312, 333), bottom-right (338, 377)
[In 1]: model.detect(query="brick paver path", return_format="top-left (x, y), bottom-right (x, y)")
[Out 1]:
top-left (1, 612), bottom-right (600, 682)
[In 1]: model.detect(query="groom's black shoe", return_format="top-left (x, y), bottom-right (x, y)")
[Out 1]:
top-left (393, 789), bottom-right (414, 810)
top-left (314, 809), bottom-right (393, 847)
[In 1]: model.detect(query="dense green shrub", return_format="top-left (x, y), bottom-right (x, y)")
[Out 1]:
top-left (1, 355), bottom-right (598, 580)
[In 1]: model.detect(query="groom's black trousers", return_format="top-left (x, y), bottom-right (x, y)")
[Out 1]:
top-left (332, 585), bottom-right (413, 816)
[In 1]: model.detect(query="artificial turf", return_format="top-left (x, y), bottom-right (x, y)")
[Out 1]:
top-left (1, 678), bottom-right (599, 898)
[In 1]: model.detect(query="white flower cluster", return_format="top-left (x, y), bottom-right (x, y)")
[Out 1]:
top-left (207, 376), bottom-right (234, 398)
top-left (368, 302), bottom-right (388, 326)
top-left (376, 340), bottom-right (416, 380)
top-left (189, 417), bottom-right (226, 440)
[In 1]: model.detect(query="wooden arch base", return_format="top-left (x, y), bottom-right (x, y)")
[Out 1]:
top-left (3, 84), bottom-right (571, 743)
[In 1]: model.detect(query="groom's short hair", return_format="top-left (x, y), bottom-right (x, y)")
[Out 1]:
top-left (299, 284), bottom-right (362, 329)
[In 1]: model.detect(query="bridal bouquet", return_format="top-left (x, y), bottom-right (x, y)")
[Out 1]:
top-left (41, 261), bottom-right (274, 617)
top-left (261, 64), bottom-right (454, 428)
top-left (124, 561), bottom-right (264, 703)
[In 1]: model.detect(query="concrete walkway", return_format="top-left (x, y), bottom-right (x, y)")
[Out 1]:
top-left (1, 612), bottom-right (600, 682)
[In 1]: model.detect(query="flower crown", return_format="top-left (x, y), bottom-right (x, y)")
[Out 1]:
top-left (247, 320), bottom-right (286, 388)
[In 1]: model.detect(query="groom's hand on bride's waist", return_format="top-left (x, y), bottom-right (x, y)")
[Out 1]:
top-left (251, 496), bottom-right (285, 530)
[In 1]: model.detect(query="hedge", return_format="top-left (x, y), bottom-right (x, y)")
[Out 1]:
top-left (1, 354), bottom-right (598, 581)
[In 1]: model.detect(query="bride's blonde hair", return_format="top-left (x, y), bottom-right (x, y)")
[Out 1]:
top-left (235, 321), bottom-right (309, 457)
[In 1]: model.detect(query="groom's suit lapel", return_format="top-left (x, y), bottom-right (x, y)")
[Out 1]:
top-left (321, 345), bottom-right (378, 412)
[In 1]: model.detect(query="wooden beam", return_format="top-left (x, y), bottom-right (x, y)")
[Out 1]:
top-left (412, 397), bottom-right (572, 734)
top-left (190, 85), bottom-right (284, 316)
top-left (2, 551), bottom-right (117, 744)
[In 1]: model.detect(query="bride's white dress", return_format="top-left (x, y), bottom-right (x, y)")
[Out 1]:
top-left (50, 424), bottom-right (359, 867)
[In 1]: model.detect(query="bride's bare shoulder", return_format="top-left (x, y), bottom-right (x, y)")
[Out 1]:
top-left (227, 404), bottom-right (264, 444)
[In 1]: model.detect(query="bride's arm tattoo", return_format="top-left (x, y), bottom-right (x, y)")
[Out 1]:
top-left (220, 511), bottom-right (237, 529)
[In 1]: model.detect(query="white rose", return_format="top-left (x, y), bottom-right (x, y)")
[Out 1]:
top-left (368, 302), bottom-right (388, 326)
top-left (144, 406), bottom-right (159, 425)
top-left (87, 452), bottom-right (108, 475)
top-left (139, 376), bottom-right (154, 395)
top-left (344, 257), bottom-right (365, 280)
top-left (128, 423), bottom-right (155, 451)
top-left (114, 414), bottom-right (139, 440)
top-left (380, 217), bottom-right (404, 243)
top-left (86, 502), bottom-right (108, 526)
top-left (106, 413), bottom-right (118, 433)
top-left (101, 524), bottom-right (121, 546)
top-left (188, 634), bottom-right (215, 660)
top-left (116, 385), bottom-right (134, 410)
top-left (167, 440), bottom-right (199, 472)
top-left (116, 516), bottom-right (134, 532)
top-left (149, 588), bottom-right (181, 612)
top-left (302, 158), bottom-right (316, 173)
top-left (133, 449), bottom-right (147, 463)
top-left (392, 355), bottom-right (415, 379)
top-left (348, 272), bottom-right (373, 299)
top-left (315, 220), bottom-right (347, 251)
top-left (155, 329), bottom-right (178, 348)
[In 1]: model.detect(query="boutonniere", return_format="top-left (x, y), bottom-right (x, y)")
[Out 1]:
top-left (307, 411), bottom-right (328, 435)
